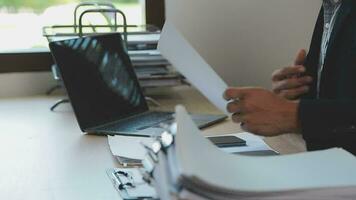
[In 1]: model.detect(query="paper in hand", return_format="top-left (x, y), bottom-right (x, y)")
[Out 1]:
top-left (158, 22), bottom-right (229, 114)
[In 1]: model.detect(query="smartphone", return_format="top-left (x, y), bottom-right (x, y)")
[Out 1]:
top-left (208, 136), bottom-right (246, 148)
top-left (234, 150), bottom-right (279, 156)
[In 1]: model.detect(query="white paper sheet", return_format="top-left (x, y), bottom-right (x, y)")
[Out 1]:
top-left (108, 135), bottom-right (155, 160)
top-left (158, 22), bottom-right (229, 114)
top-left (165, 0), bottom-right (321, 88)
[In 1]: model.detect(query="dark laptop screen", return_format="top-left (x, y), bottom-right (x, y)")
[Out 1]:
top-left (49, 33), bottom-right (148, 130)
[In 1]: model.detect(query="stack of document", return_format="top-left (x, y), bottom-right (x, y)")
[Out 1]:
top-left (127, 33), bottom-right (186, 89)
top-left (143, 106), bottom-right (356, 200)
top-left (127, 33), bottom-right (161, 51)
top-left (129, 49), bottom-right (170, 66)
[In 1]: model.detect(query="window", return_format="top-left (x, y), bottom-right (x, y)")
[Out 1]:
top-left (0, 0), bottom-right (145, 53)
top-left (0, 0), bottom-right (165, 73)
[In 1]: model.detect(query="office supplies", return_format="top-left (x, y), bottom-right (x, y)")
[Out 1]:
top-left (208, 135), bottom-right (246, 148)
top-left (142, 105), bottom-right (356, 200)
top-left (158, 22), bottom-right (229, 114)
top-left (136, 73), bottom-right (185, 88)
top-left (217, 132), bottom-right (278, 155)
top-left (49, 33), bottom-right (226, 136)
top-left (106, 168), bottom-right (158, 199)
top-left (235, 150), bottom-right (279, 156)
top-left (108, 132), bottom-right (276, 167)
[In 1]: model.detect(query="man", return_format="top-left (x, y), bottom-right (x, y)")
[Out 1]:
top-left (224, 0), bottom-right (356, 154)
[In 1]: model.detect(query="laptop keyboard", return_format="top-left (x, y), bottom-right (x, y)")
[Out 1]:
top-left (101, 111), bottom-right (174, 133)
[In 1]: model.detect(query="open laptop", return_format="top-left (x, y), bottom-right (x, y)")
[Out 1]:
top-left (49, 33), bottom-right (226, 136)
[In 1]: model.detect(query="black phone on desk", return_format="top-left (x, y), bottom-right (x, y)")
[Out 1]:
top-left (208, 136), bottom-right (246, 148)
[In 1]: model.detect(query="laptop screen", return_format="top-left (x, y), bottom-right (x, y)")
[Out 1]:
top-left (49, 33), bottom-right (148, 130)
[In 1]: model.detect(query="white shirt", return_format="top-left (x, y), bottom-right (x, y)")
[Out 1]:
top-left (317, 0), bottom-right (342, 98)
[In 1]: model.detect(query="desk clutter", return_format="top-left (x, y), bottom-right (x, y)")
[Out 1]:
top-left (106, 106), bottom-right (356, 200)
top-left (107, 134), bottom-right (279, 199)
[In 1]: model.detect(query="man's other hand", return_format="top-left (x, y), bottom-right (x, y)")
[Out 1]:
top-left (272, 49), bottom-right (313, 100)
top-left (224, 87), bottom-right (300, 136)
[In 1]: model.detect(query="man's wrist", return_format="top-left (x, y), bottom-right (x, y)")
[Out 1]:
top-left (286, 100), bottom-right (301, 133)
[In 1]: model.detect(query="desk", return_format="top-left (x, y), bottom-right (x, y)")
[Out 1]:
top-left (0, 86), bottom-right (306, 200)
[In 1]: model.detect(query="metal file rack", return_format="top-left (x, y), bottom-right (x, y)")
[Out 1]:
top-left (43, 2), bottom-right (129, 46)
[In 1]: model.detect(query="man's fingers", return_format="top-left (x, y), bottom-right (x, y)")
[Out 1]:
top-left (224, 88), bottom-right (249, 101)
top-left (226, 101), bottom-right (243, 113)
top-left (240, 122), bottom-right (248, 131)
top-left (294, 49), bottom-right (307, 66)
top-left (272, 65), bottom-right (306, 81)
top-left (240, 122), bottom-right (260, 134)
top-left (241, 123), bottom-right (273, 136)
top-left (232, 113), bottom-right (244, 124)
top-left (272, 76), bottom-right (313, 93)
top-left (272, 49), bottom-right (307, 82)
top-left (279, 86), bottom-right (309, 100)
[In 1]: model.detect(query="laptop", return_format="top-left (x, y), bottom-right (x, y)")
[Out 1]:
top-left (49, 33), bottom-right (227, 136)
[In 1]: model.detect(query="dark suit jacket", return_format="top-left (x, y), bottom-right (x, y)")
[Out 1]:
top-left (300, 0), bottom-right (356, 154)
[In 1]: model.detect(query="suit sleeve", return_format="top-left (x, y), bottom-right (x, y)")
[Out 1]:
top-left (299, 99), bottom-right (356, 139)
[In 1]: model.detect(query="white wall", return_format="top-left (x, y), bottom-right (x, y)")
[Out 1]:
top-left (0, 72), bottom-right (57, 98)
top-left (165, 0), bottom-right (322, 88)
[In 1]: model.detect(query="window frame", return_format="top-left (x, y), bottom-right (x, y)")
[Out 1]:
top-left (0, 0), bottom-right (165, 73)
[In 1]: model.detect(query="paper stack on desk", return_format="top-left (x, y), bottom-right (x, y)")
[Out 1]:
top-left (145, 106), bottom-right (356, 200)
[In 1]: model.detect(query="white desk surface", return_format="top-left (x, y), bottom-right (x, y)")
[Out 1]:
top-left (0, 86), bottom-right (306, 200)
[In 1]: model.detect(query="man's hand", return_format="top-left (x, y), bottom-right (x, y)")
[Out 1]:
top-left (272, 49), bottom-right (313, 100)
top-left (224, 87), bottom-right (300, 136)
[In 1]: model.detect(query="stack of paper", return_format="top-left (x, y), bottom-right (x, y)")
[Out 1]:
top-left (128, 33), bottom-right (186, 89)
top-left (149, 106), bottom-right (356, 200)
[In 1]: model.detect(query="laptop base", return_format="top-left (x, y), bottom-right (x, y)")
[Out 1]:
top-left (87, 111), bottom-right (227, 137)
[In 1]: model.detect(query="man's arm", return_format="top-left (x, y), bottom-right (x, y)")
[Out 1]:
top-left (224, 87), bottom-right (300, 136)
top-left (224, 87), bottom-right (356, 138)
